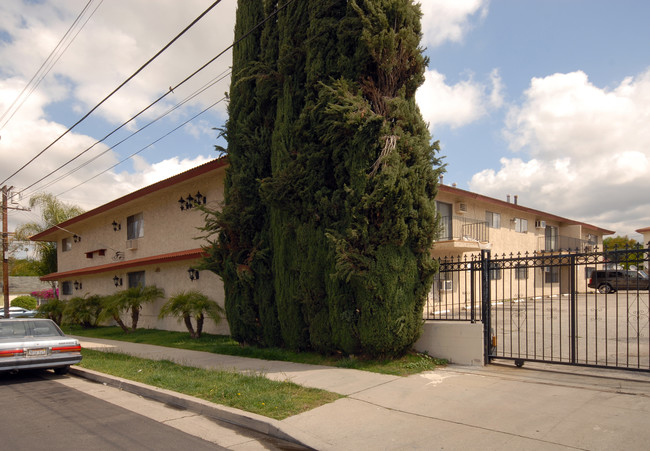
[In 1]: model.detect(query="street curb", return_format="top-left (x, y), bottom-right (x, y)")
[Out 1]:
top-left (70, 366), bottom-right (329, 450)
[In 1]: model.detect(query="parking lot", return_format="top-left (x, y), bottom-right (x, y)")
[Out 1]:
top-left (490, 291), bottom-right (650, 369)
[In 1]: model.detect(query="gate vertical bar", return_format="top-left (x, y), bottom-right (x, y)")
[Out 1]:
top-left (570, 254), bottom-right (577, 364)
top-left (470, 260), bottom-right (476, 323)
top-left (481, 249), bottom-right (492, 364)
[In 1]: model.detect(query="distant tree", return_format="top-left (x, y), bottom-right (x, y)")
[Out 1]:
top-left (9, 258), bottom-right (41, 276)
top-left (99, 286), bottom-right (164, 332)
top-left (158, 290), bottom-right (225, 339)
top-left (13, 193), bottom-right (84, 277)
top-left (603, 236), bottom-right (644, 270)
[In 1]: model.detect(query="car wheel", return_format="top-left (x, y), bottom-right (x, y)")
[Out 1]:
top-left (53, 366), bottom-right (70, 375)
top-left (598, 284), bottom-right (613, 294)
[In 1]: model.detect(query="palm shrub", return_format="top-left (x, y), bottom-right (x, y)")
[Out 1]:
top-left (99, 286), bottom-right (164, 332)
top-left (64, 295), bottom-right (103, 328)
top-left (11, 295), bottom-right (38, 311)
top-left (158, 290), bottom-right (225, 339)
top-left (36, 298), bottom-right (66, 325)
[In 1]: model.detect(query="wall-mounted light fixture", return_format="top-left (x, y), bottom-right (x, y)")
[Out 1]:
top-left (188, 268), bottom-right (200, 281)
top-left (179, 191), bottom-right (207, 211)
top-left (73, 234), bottom-right (81, 243)
top-left (73, 280), bottom-right (82, 290)
top-left (112, 220), bottom-right (121, 231)
top-left (113, 275), bottom-right (123, 287)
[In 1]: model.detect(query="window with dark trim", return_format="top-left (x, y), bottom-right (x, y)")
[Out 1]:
top-left (62, 237), bottom-right (72, 252)
top-left (544, 266), bottom-right (559, 283)
top-left (62, 281), bottom-right (72, 295)
top-left (127, 213), bottom-right (144, 240)
top-left (490, 262), bottom-right (502, 280)
top-left (128, 271), bottom-right (145, 288)
top-left (515, 264), bottom-right (528, 279)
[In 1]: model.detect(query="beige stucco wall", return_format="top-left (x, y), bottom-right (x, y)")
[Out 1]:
top-left (41, 162), bottom-right (230, 335)
top-left (55, 169), bottom-right (225, 272)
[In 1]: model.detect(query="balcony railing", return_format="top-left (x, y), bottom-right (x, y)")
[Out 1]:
top-left (437, 216), bottom-right (489, 243)
top-left (537, 235), bottom-right (596, 253)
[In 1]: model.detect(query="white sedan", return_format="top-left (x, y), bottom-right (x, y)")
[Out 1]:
top-left (0, 319), bottom-right (82, 374)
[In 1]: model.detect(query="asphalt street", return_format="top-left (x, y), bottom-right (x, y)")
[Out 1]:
top-left (0, 370), bottom-right (305, 450)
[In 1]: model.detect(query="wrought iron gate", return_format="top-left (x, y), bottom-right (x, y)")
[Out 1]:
top-left (424, 247), bottom-right (650, 371)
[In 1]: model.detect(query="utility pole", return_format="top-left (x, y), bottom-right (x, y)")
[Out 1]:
top-left (2, 185), bottom-right (11, 318)
top-left (2, 185), bottom-right (29, 318)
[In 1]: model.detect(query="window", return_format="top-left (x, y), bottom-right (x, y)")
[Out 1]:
top-left (545, 226), bottom-right (558, 251)
top-left (62, 237), bottom-right (72, 252)
top-left (62, 281), bottom-right (72, 295)
top-left (544, 266), bottom-right (559, 283)
top-left (514, 218), bottom-right (528, 233)
top-left (435, 201), bottom-right (453, 240)
top-left (489, 262), bottom-right (502, 280)
top-left (485, 211), bottom-right (501, 229)
top-left (515, 264), bottom-right (528, 279)
top-left (435, 270), bottom-right (453, 291)
top-left (128, 271), bottom-right (145, 288)
top-left (127, 213), bottom-right (144, 240)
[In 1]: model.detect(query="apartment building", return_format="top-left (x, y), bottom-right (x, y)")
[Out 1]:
top-left (430, 184), bottom-right (614, 304)
top-left (31, 158), bottom-right (229, 334)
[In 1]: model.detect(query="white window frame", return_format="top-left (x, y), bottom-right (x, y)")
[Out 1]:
top-left (486, 211), bottom-right (501, 229)
top-left (514, 218), bottom-right (528, 233)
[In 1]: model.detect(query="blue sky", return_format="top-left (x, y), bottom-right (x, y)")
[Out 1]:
top-left (1, 0), bottom-right (650, 241)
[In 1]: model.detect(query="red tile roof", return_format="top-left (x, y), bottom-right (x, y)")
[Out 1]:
top-left (31, 157), bottom-right (228, 241)
top-left (438, 184), bottom-right (615, 235)
top-left (40, 248), bottom-right (207, 281)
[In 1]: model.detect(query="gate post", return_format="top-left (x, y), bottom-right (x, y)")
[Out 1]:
top-left (481, 249), bottom-right (492, 364)
top-left (569, 254), bottom-right (577, 364)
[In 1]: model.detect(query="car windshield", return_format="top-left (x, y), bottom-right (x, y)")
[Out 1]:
top-left (639, 270), bottom-right (649, 279)
top-left (0, 320), bottom-right (63, 339)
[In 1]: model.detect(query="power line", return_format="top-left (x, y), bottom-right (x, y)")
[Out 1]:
top-left (23, 68), bottom-right (231, 198)
top-left (57, 95), bottom-right (227, 198)
top-left (0, 0), bottom-right (225, 186)
top-left (0, 0), bottom-right (103, 132)
top-left (12, 0), bottom-right (297, 198)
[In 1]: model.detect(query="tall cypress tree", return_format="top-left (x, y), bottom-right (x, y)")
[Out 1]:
top-left (202, 0), bottom-right (281, 346)
top-left (207, 0), bottom-right (442, 357)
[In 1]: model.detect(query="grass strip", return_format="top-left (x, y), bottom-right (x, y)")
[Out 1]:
top-left (78, 348), bottom-right (341, 420)
top-left (66, 326), bottom-right (446, 376)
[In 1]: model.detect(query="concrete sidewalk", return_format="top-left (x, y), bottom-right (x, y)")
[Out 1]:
top-left (74, 337), bottom-right (650, 450)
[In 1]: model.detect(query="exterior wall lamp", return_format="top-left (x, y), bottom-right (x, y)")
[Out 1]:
top-left (188, 268), bottom-right (199, 281)
top-left (73, 281), bottom-right (82, 290)
top-left (73, 234), bottom-right (81, 243)
top-left (113, 275), bottom-right (123, 287)
top-left (112, 220), bottom-right (121, 231)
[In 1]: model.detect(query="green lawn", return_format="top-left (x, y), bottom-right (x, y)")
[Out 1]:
top-left (65, 326), bottom-right (446, 376)
top-left (79, 349), bottom-right (341, 420)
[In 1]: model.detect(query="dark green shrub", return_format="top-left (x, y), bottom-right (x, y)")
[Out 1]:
top-left (11, 295), bottom-right (38, 311)
top-left (36, 298), bottom-right (67, 325)
top-left (64, 295), bottom-right (103, 328)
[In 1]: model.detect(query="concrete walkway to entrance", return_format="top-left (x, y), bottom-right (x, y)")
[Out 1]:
top-left (75, 337), bottom-right (650, 450)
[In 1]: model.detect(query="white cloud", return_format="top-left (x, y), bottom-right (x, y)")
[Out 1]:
top-left (416, 68), bottom-right (503, 129)
top-left (470, 69), bottom-right (650, 237)
top-left (419, 0), bottom-right (489, 48)
top-left (0, 0), bottom-right (233, 232)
